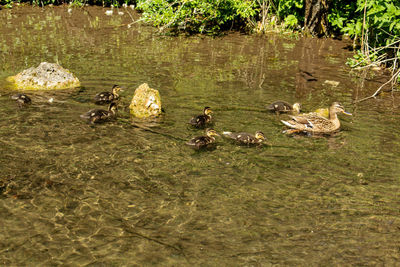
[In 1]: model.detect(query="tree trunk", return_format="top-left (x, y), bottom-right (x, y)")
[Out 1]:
top-left (304, 0), bottom-right (331, 37)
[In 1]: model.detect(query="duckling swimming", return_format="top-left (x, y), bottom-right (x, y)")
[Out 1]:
top-left (281, 102), bottom-right (352, 134)
top-left (188, 106), bottom-right (213, 128)
top-left (94, 85), bottom-right (122, 105)
top-left (80, 102), bottom-right (118, 124)
top-left (223, 130), bottom-right (266, 145)
top-left (11, 93), bottom-right (31, 108)
top-left (186, 128), bottom-right (220, 149)
top-left (267, 101), bottom-right (301, 114)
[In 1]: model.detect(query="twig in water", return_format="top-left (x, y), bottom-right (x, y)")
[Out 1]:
top-left (354, 68), bottom-right (400, 103)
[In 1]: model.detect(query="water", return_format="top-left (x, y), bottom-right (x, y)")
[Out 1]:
top-left (1, 6), bottom-right (400, 266)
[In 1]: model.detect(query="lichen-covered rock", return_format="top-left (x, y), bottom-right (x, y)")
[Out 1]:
top-left (129, 83), bottom-right (162, 118)
top-left (6, 62), bottom-right (80, 90)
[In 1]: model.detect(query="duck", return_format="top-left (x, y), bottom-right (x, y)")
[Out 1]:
top-left (11, 93), bottom-right (31, 107)
top-left (267, 101), bottom-right (301, 114)
top-left (281, 102), bottom-right (352, 134)
top-left (186, 128), bottom-right (220, 149)
top-left (188, 106), bottom-right (213, 128)
top-left (94, 85), bottom-right (122, 105)
top-left (80, 102), bottom-right (118, 124)
top-left (223, 130), bottom-right (266, 145)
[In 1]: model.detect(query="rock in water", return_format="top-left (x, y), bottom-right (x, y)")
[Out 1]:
top-left (6, 62), bottom-right (80, 90)
top-left (129, 83), bottom-right (162, 118)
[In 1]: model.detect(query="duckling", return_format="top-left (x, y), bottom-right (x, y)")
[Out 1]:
top-left (281, 102), bottom-right (352, 134)
top-left (267, 101), bottom-right (301, 114)
top-left (186, 128), bottom-right (220, 149)
top-left (11, 93), bottom-right (31, 107)
top-left (94, 85), bottom-right (122, 105)
top-left (223, 130), bottom-right (266, 145)
top-left (80, 102), bottom-right (118, 124)
top-left (188, 106), bottom-right (213, 128)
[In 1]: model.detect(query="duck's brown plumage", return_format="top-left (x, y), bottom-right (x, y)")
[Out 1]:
top-left (267, 101), bottom-right (301, 114)
top-left (11, 93), bottom-right (31, 107)
top-left (281, 102), bottom-right (351, 134)
top-left (94, 85), bottom-right (122, 105)
top-left (186, 128), bottom-right (219, 149)
top-left (188, 106), bottom-right (212, 128)
top-left (81, 102), bottom-right (118, 124)
top-left (223, 131), bottom-right (266, 145)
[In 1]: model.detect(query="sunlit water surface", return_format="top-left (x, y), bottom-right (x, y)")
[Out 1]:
top-left (1, 6), bottom-right (400, 266)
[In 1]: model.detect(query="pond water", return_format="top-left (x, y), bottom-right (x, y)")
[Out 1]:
top-left (1, 6), bottom-right (400, 266)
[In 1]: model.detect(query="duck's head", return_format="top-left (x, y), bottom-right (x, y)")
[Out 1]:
top-left (204, 106), bottom-right (213, 116)
top-left (292, 103), bottom-right (301, 113)
top-left (205, 128), bottom-right (220, 137)
top-left (112, 85), bottom-right (123, 94)
top-left (255, 131), bottom-right (266, 140)
top-left (330, 102), bottom-right (352, 116)
top-left (108, 102), bottom-right (118, 113)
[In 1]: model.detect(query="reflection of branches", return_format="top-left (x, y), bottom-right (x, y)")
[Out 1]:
top-left (354, 68), bottom-right (400, 103)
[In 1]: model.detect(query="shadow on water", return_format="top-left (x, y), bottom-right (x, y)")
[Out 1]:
top-left (0, 5), bottom-right (400, 266)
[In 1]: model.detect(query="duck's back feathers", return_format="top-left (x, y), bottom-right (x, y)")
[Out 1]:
top-left (94, 92), bottom-right (117, 105)
top-left (188, 114), bottom-right (211, 128)
top-left (223, 131), bottom-right (265, 145)
top-left (11, 93), bottom-right (31, 107)
top-left (186, 136), bottom-right (214, 149)
top-left (81, 102), bottom-right (118, 124)
top-left (267, 101), bottom-right (292, 112)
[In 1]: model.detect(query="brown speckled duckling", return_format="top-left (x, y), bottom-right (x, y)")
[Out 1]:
top-left (267, 101), bottom-right (301, 114)
top-left (223, 130), bottom-right (266, 145)
top-left (186, 128), bottom-right (220, 149)
top-left (94, 85), bottom-right (122, 105)
top-left (11, 93), bottom-right (31, 108)
top-left (80, 102), bottom-right (118, 124)
top-left (188, 106), bottom-right (213, 128)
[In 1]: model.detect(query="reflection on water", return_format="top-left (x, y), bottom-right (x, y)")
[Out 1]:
top-left (1, 6), bottom-right (400, 266)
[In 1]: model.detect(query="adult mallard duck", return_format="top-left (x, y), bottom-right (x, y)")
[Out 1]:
top-left (80, 102), bottom-right (118, 124)
top-left (94, 85), bottom-right (122, 105)
top-left (281, 102), bottom-right (352, 134)
top-left (186, 128), bottom-right (220, 149)
top-left (267, 101), bottom-right (301, 114)
top-left (11, 93), bottom-right (31, 107)
top-left (223, 130), bottom-right (266, 145)
top-left (188, 106), bottom-right (213, 128)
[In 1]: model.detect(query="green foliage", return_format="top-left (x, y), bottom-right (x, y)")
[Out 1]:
top-left (329, 0), bottom-right (400, 70)
top-left (275, 0), bottom-right (303, 26)
top-left (136, 0), bottom-right (257, 34)
top-left (283, 14), bottom-right (298, 29)
top-left (0, 0), bottom-right (15, 8)
top-left (329, 0), bottom-right (400, 46)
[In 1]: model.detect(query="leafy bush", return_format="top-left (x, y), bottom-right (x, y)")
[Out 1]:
top-left (136, 0), bottom-right (257, 34)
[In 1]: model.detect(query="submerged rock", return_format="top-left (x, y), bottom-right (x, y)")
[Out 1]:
top-left (129, 83), bottom-right (162, 118)
top-left (7, 62), bottom-right (80, 90)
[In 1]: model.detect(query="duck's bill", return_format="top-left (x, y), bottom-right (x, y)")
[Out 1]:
top-left (343, 111), bottom-right (352, 115)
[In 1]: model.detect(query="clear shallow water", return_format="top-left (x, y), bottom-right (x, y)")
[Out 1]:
top-left (1, 6), bottom-right (400, 266)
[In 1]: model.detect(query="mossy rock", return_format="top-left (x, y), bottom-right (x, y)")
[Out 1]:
top-left (6, 62), bottom-right (80, 90)
top-left (129, 83), bottom-right (162, 118)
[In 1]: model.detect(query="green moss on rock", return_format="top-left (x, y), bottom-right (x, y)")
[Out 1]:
top-left (129, 83), bottom-right (162, 118)
top-left (6, 62), bottom-right (80, 90)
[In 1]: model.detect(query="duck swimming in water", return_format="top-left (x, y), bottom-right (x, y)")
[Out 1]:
top-left (267, 101), bottom-right (301, 114)
top-left (281, 102), bottom-right (352, 134)
top-left (188, 106), bottom-right (213, 128)
top-left (11, 93), bottom-right (31, 108)
top-left (80, 102), bottom-right (118, 124)
top-left (94, 85), bottom-right (122, 105)
top-left (186, 128), bottom-right (220, 149)
top-left (223, 130), bottom-right (266, 145)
